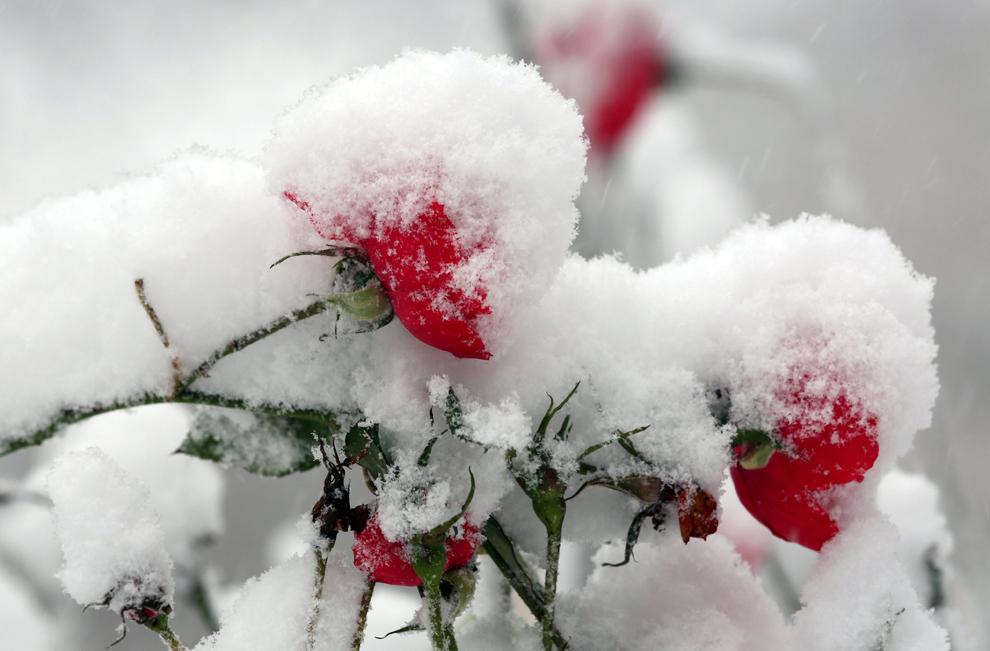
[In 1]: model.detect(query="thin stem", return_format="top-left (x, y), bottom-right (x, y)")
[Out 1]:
top-left (763, 552), bottom-right (802, 616)
top-left (0, 389), bottom-right (337, 457)
top-left (188, 570), bottom-right (220, 634)
top-left (2, 282), bottom-right (344, 458)
top-left (305, 548), bottom-right (329, 651)
top-left (542, 522), bottom-right (563, 651)
top-left (350, 578), bottom-right (375, 651)
top-left (178, 296), bottom-right (335, 394)
top-left (156, 626), bottom-right (186, 651)
top-left (423, 578), bottom-right (455, 651)
top-left (480, 517), bottom-right (567, 648)
top-left (146, 616), bottom-right (187, 651)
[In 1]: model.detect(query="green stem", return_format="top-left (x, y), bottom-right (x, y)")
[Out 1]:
top-left (305, 549), bottom-right (329, 651)
top-left (423, 578), bottom-right (456, 651)
top-left (157, 627), bottom-right (186, 651)
top-left (480, 517), bottom-right (568, 649)
top-left (177, 296), bottom-right (336, 394)
top-left (188, 569), bottom-right (220, 634)
top-left (764, 552), bottom-right (802, 616)
top-left (350, 578), bottom-right (375, 651)
top-left (542, 520), bottom-right (563, 651)
top-left (1, 390), bottom-right (336, 458)
top-left (146, 615), bottom-right (186, 651)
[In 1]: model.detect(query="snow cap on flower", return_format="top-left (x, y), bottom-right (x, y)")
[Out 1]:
top-left (47, 447), bottom-right (175, 614)
top-left (264, 49), bottom-right (587, 359)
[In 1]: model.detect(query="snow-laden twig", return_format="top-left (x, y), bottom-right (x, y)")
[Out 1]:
top-left (175, 293), bottom-right (337, 395)
top-left (1, 284), bottom-right (342, 457)
top-left (305, 549), bottom-right (328, 651)
top-left (350, 577), bottom-right (375, 651)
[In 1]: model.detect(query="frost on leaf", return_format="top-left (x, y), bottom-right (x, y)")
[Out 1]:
top-left (177, 407), bottom-right (335, 477)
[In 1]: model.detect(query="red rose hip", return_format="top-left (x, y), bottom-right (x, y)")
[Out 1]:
top-left (730, 373), bottom-right (879, 551)
top-left (285, 192), bottom-right (491, 360)
top-left (352, 516), bottom-right (481, 587)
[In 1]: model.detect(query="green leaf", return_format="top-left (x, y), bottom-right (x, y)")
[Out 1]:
top-left (481, 517), bottom-right (547, 614)
top-left (344, 423), bottom-right (391, 479)
top-left (534, 383), bottom-right (580, 445)
top-left (176, 407), bottom-right (335, 476)
top-left (445, 388), bottom-right (466, 439)
top-left (575, 425), bottom-right (650, 461)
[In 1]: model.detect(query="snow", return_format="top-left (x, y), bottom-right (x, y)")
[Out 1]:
top-left (374, 439), bottom-right (510, 541)
top-left (47, 447), bottom-right (175, 614)
top-left (792, 513), bottom-right (949, 651)
top-left (0, 42), bottom-right (948, 651)
top-left (0, 41), bottom-right (938, 545)
top-left (877, 469), bottom-right (953, 610)
top-left (1, 187), bottom-right (938, 544)
top-left (0, 152), bottom-right (329, 443)
top-left (33, 405), bottom-right (224, 568)
top-left (194, 550), bottom-right (368, 651)
top-left (0, 566), bottom-right (54, 651)
top-left (559, 531), bottom-right (789, 651)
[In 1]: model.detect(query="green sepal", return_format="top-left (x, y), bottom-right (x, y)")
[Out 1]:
top-left (329, 282), bottom-right (392, 324)
top-left (739, 442), bottom-right (776, 470)
top-left (575, 425), bottom-right (650, 461)
top-left (730, 428), bottom-right (777, 449)
top-left (730, 429), bottom-right (779, 470)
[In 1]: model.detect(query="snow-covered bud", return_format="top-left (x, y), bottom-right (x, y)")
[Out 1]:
top-left (47, 448), bottom-right (175, 617)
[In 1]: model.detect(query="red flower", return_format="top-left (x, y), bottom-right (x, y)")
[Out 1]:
top-left (535, 4), bottom-right (664, 155)
top-left (352, 516), bottom-right (481, 587)
top-left (284, 192), bottom-right (490, 359)
top-left (730, 374), bottom-right (879, 551)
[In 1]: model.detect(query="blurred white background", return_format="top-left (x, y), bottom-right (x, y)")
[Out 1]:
top-left (2, 0), bottom-right (988, 648)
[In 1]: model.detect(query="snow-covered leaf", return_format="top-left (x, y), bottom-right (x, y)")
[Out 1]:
top-left (176, 408), bottom-right (332, 477)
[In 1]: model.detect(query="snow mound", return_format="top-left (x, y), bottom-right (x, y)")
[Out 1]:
top-left (559, 532), bottom-right (789, 651)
